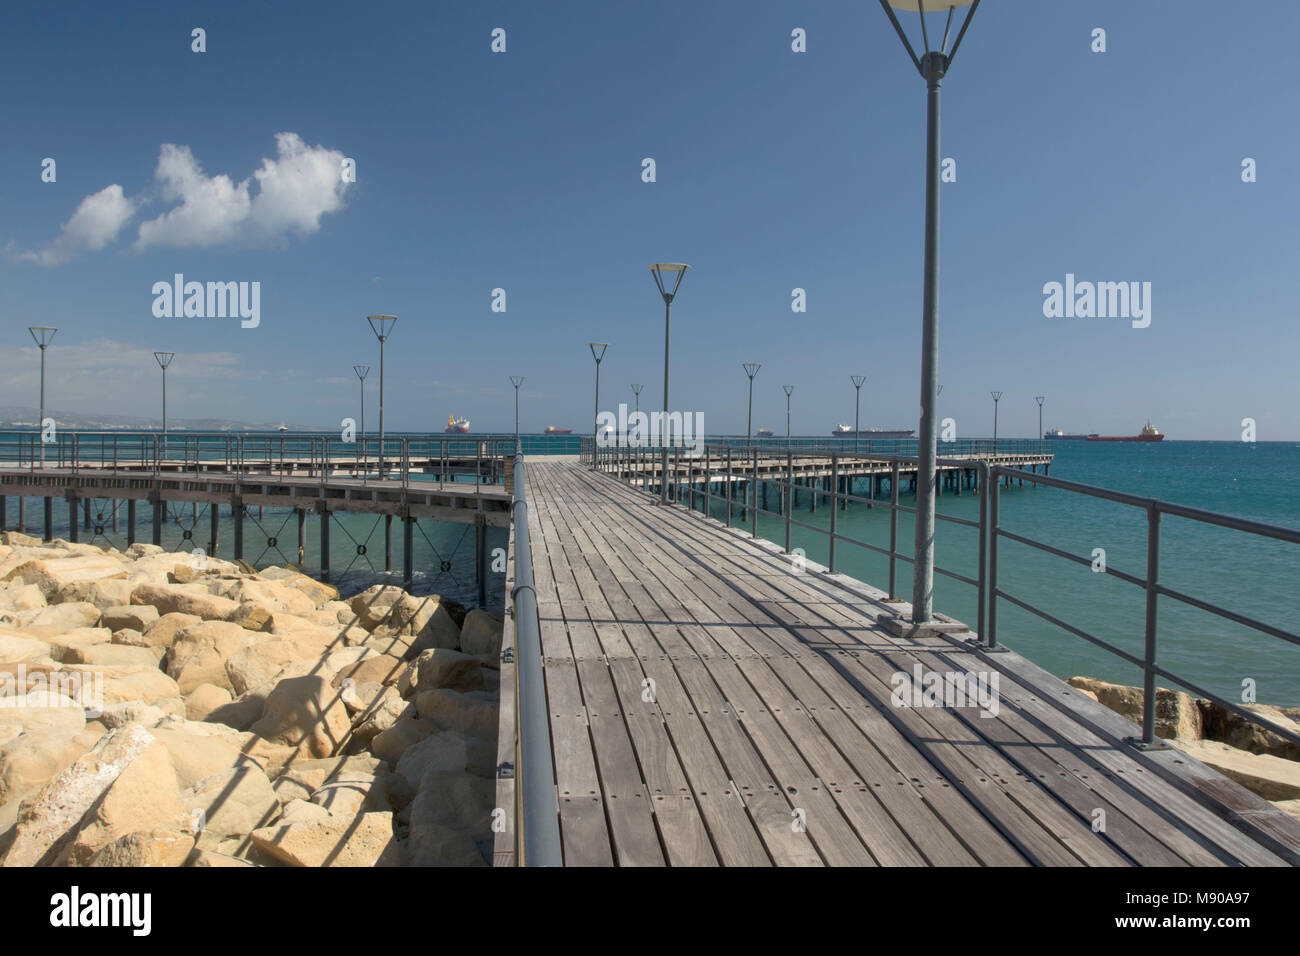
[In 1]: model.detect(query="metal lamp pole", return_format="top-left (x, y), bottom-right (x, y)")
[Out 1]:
top-left (1035, 394), bottom-right (1045, 453)
top-left (366, 315), bottom-right (397, 476)
top-left (589, 344), bottom-right (607, 470)
top-left (783, 385), bottom-right (794, 447)
top-left (991, 390), bottom-right (1003, 454)
top-left (880, 0), bottom-right (982, 624)
top-left (851, 374), bottom-right (866, 454)
top-left (354, 364), bottom-right (370, 473)
top-left (742, 363), bottom-right (761, 450)
top-left (650, 264), bottom-right (690, 504)
top-left (510, 376), bottom-right (524, 444)
top-left (630, 383), bottom-right (644, 446)
top-left (29, 327), bottom-right (57, 467)
top-left (154, 351), bottom-right (174, 459)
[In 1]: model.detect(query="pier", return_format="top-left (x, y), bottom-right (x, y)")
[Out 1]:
top-left (494, 451), bottom-right (1300, 867)
top-left (0, 432), bottom-right (511, 602)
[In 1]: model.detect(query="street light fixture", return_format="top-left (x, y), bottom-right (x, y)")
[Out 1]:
top-left (851, 375), bottom-right (867, 454)
top-left (28, 327), bottom-right (56, 467)
top-left (879, 0), bottom-right (982, 625)
top-left (353, 364), bottom-right (370, 473)
top-left (649, 263), bottom-right (690, 504)
top-left (366, 315), bottom-right (397, 476)
top-left (1035, 394), bottom-right (1046, 452)
top-left (783, 385), bottom-right (794, 446)
top-left (588, 343), bottom-right (607, 470)
top-left (510, 376), bottom-right (524, 444)
top-left (630, 383), bottom-right (644, 444)
top-left (154, 352), bottom-right (174, 458)
top-left (742, 363), bottom-right (761, 449)
top-left (991, 390), bottom-right (1003, 454)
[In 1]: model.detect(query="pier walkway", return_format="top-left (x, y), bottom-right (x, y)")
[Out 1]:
top-left (503, 457), bottom-right (1300, 866)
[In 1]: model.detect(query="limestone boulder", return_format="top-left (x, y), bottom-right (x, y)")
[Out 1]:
top-left (1067, 676), bottom-right (1203, 741)
top-left (19, 602), bottom-right (103, 633)
top-left (132, 582), bottom-right (240, 621)
top-left (165, 621), bottom-right (261, 695)
top-left (416, 689), bottom-right (499, 741)
top-left (2, 555), bottom-right (127, 601)
top-left (0, 631), bottom-right (49, 664)
top-left (0, 584), bottom-right (46, 614)
top-left (186, 683), bottom-right (233, 721)
top-left (88, 828), bottom-right (195, 867)
top-left (183, 765), bottom-right (280, 849)
top-left (0, 689), bottom-right (86, 741)
top-left (408, 770), bottom-right (494, 836)
top-left (249, 811), bottom-right (400, 867)
top-left (460, 609), bottom-right (504, 657)
top-left (140, 612), bottom-right (202, 649)
top-left (249, 674), bottom-right (351, 758)
top-left (1198, 700), bottom-right (1300, 761)
top-left (331, 653), bottom-right (405, 691)
top-left (348, 585), bottom-right (407, 630)
top-left (54, 578), bottom-right (134, 611)
top-left (394, 730), bottom-right (495, 788)
top-left (1172, 739), bottom-right (1300, 801)
top-left (64, 643), bottom-right (160, 668)
top-left (372, 717), bottom-right (437, 765)
top-left (225, 641), bottom-right (308, 697)
top-left (0, 729), bottom-right (92, 805)
top-left (67, 737), bottom-right (186, 865)
top-left (102, 604), bottom-right (159, 632)
top-left (411, 648), bottom-right (485, 693)
top-left (350, 691), bottom-right (414, 749)
top-left (257, 566), bottom-right (340, 605)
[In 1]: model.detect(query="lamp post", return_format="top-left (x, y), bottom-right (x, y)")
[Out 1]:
top-left (851, 375), bottom-right (866, 454)
top-left (353, 364), bottom-right (370, 473)
top-left (742, 363), bottom-right (761, 449)
top-left (510, 376), bottom-right (524, 444)
top-left (630, 383), bottom-right (644, 445)
top-left (880, 0), bottom-right (982, 624)
top-left (649, 263), bottom-right (690, 504)
top-left (366, 315), bottom-right (397, 476)
top-left (783, 385), bottom-right (794, 446)
top-left (990, 390), bottom-right (1003, 454)
top-left (29, 327), bottom-right (57, 467)
top-left (154, 352), bottom-right (174, 459)
top-left (588, 344), bottom-right (607, 470)
top-left (1035, 394), bottom-right (1045, 452)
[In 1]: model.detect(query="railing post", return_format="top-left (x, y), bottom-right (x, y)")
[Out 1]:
top-left (704, 447), bottom-right (711, 517)
top-left (987, 469), bottom-right (1001, 650)
top-left (784, 451), bottom-right (792, 553)
top-left (726, 448), bottom-right (733, 527)
top-left (1141, 505), bottom-right (1161, 746)
top-left (829, 455), bottom-right (838, 573)
top-left (888, 460), bottom-right (900, 599)
top-left (751, 449), bottom-right (759, 539)
top-left (976, 462), bottom-right (988, 644)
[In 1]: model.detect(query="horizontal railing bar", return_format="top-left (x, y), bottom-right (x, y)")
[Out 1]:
top-left (996, 527), bottom-right (1148, 590)
top-left (1146, 665), bottom-right (1300, 749)
top-left (994, 587), bottom-right (1148, 669)
top-left (1153, 583), bottom-right (1300, 650)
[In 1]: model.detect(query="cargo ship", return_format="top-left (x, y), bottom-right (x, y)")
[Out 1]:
top-left (832, 424), bottom-right (915, 439)
top-left (1086, 422), bottom-right (1164, 443)
top-left (444, 414), bottom-right (470, 434)
top-left (756, 426), bottom-right (774, 438)
top-left (1044, 429), bottom-right (1091, 440)
top-left (543, 426), bottom-right (572, 435)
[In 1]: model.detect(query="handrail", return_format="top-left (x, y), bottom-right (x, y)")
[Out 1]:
top-left (509, 444), bottom-right (562, 866)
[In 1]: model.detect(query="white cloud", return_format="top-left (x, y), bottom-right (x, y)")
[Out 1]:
top-left (13, 133), bottom-right (351, 265)
top-left (136, 133), bottom-right (349, 250)
top-left (21, 185), bottom-right (136, 266)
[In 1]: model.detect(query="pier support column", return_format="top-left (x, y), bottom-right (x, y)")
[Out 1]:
top-left (210, 506), bottom-right (220, 558)
top-left (232, 495), bottom-right (243, 560)
top-left (403, 513), bottom-right (414, 591)
top-left (128, 499), bottom-right (136, 545)
top-left (385, 515), bottom-right (393, 573)
top-left (67, 493), bottom-right (79, 543)
top-left (151, 492), bottom-right (163, 546)
top-left (112, 499), bottom-right (118, 533)
top-left (18, 496), bottom-right (25, 533)
top-left (318, 502), bottom-right (330, 582)
top-left (0, 496), bottom-right (5, 532)
top-left (475, 514), bottom-right (487, 608)
top-left (43, 497), bottom-right (53, 542)
top-left (83, 497), bottom-right (90, 530)
top-left (297, 509), bottom-right (306, 565)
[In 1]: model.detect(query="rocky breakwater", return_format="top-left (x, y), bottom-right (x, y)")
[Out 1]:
top-left (0, 531), bottom-right (505, 867)
top-left (1068, 676), bottom-right (1300, 823)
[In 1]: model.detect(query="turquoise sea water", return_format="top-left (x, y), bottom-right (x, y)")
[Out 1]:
top-left (708, 440), bottom-right (1300, 708)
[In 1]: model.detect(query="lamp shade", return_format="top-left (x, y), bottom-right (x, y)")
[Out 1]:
top-left (885, 0), bottom-right (974, 10)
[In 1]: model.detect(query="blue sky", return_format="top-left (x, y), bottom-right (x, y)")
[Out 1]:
top-left (2, 0), bottom-right (1297, 439)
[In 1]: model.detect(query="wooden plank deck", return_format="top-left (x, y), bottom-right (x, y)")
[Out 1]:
top-left (522, 457), bottom-right (1300, 867)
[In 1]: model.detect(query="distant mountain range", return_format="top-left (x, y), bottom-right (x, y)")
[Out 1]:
top-left (0, 405), bottom-right (330, 432)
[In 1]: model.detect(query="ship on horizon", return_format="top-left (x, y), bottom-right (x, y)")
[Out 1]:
top-left (832, 424), bottom-right (916, 439)
top-left (544, 426), bottom-right (572, 435)
top-left (1045, 428), bottom-right (1091, 440)
top-left (756, 426), bottom-right (774, 438)
top-left (1086, 422), bottom-right (1165, 443)
top-left (445, 414), bottom-right (470, 434)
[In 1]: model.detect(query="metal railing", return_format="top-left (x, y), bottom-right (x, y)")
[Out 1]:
top-left (0, 431), bottom-right (513, 492)
top-left (590, 439), bottom-right (1300, 751)
top-left (509, 442), bottom-right (562, 866)
top-left (580, 435), bottom-right (1051, 461)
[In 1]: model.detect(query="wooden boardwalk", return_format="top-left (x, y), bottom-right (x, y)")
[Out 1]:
top-left (520, 457), bottom-right (1300, 866)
